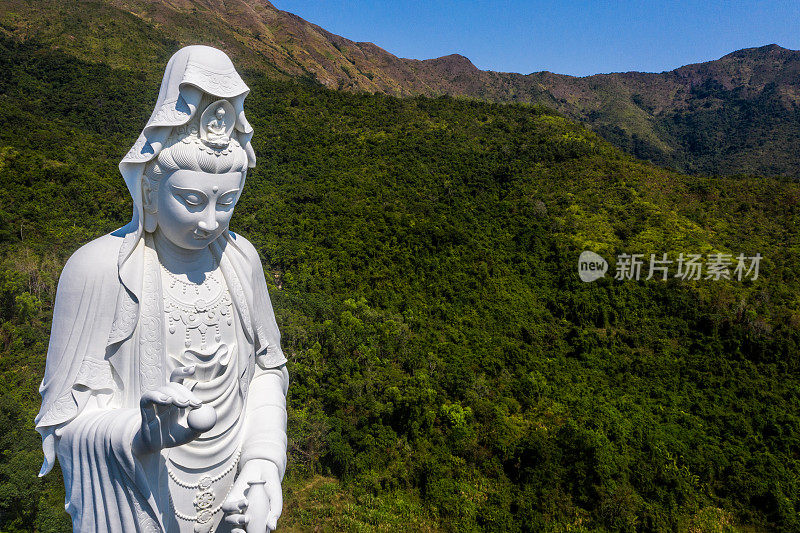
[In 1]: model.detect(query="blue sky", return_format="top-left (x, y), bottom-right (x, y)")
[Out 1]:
top-left (272, 1), bottom-right (800, 77)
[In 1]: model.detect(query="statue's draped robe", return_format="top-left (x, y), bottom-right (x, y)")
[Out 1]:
top-left (34, 224), bottom-right (286, 532)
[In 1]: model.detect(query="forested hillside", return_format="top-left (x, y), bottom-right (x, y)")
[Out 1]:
top-left (0, 38), bottom-right (799, 532)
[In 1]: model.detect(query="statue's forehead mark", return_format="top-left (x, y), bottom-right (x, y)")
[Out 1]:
top-left (213, 186), bottom-right (219, 193)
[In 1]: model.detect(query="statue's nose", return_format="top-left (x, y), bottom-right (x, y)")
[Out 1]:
top-left (198, 211), bottom-right (219, 233)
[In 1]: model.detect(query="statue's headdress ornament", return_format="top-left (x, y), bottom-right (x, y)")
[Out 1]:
top-left (200, 99), bottom-right (236, 149)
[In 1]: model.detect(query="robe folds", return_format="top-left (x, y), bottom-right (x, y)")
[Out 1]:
top-left (34, 222), bottom-right (286, 532)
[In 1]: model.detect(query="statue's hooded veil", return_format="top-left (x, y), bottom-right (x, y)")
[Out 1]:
top-left (118, 44), bottom-right (256, 266)
top-left (34, 47), bottom-right (285, 512)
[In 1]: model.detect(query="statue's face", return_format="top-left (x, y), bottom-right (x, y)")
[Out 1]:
top-left (155, 169), bottom-right (243, 250)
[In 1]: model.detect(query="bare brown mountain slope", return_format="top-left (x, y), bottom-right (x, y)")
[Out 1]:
top-left (2, 0), bottom-right (799, 175)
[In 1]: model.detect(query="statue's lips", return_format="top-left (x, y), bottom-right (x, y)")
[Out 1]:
top-left (192, 229), bottom-right (213, 240)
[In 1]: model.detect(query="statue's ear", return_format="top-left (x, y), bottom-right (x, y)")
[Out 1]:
top-left (143, 211), bottom-right (158, 233)
top-left (142, 179), bottom-right (158, 232)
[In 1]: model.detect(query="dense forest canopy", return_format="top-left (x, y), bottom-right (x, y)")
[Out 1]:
top-left (0, 38), bottom-right (798, 532)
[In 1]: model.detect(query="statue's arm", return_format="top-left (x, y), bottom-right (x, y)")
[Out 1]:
top-left (223, 233), bottom-right (288, 530)
top-left (222, 363), bottom-right (288, 531)
top-left (240, 234), bottom-right (288, 476)
top-left (241, 363), bottom-right (289, 475)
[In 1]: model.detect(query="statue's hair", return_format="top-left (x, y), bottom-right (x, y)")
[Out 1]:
top-left (144, 134), bottom-right (248, 180)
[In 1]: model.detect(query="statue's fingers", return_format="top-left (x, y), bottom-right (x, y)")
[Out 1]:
top-left (221, 496), bottom-right (248, 515)
top-left (223, 466), bottom-right (254, 509)
top-left (162, 383), bottom-right (191, 406)
top-left (223, 513), bottom-right (249, 527)
top-left (165, 417), bottom-right (204, 447)
top-left (222, 483), bottom-right (250, 514)
top-left (166, 381), bottom-right (203, 407)
top-left (140, 392), bottom-right (171, 437)
top-left (267, 512), bottom-right (279, 531)
top-left (163, 383), bottom-right (200, 408)
top-left (151, 424), bottom-right (165, 450)
top-left (141, 409), bottom-right (166, 451)
top-left (169, 364), bottom-right (196, 384)
top-left (142, 401), bottom-right (158, 425)
top-left (137, 408), bottom-right (156, 450)
top-left (168, 396), bottom-right (192, 409)
top-left (140, 390), bottom-right (172, 408)
top-left (265, 482), bottom-right (282, 530)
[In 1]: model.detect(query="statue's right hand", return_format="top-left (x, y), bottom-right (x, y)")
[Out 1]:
top-left (132, 365), bottom-right (217, 455)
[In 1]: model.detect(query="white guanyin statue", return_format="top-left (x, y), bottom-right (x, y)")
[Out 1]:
top-left (34, 46), bottom-right (288, 533)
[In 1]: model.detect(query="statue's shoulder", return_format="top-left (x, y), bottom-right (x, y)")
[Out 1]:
top-left (227, 231), bottom-right (261, 266)
top-left (60, 231), bottom-right (124, 286)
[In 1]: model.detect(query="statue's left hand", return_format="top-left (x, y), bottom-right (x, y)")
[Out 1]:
top-left (222, 459), bottom-right (282, 532)
top-left (131, 365), bottom-right (216, 455)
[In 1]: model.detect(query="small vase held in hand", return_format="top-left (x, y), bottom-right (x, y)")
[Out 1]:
top-left (245, 479), bottom-right (270, 532)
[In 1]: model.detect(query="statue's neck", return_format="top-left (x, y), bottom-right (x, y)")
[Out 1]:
top-left (151, 229), bottom-right (215, 276)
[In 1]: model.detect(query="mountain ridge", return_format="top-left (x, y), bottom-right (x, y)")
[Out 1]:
top-left (2, 0), bottom-right (799, 176)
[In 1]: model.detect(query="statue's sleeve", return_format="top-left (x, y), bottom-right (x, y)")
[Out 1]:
top-left (249, 244), bottom-right (287, 370)
top-left (55, 407), bottom-right (165, 532)
top-left (34, 235), bottom-right (165, 532)
top-left (241, 365), bottom-right (289, 477)
top-left (35, 236), bottom-right (121, 475)
top-left (240, 247), bottom-right (288, 476)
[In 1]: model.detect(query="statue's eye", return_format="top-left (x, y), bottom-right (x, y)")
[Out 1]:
top-left (182, 193), bottom-right (203, 206)
top-left (217, 191), bottom-right (239, 207)
top-left (172, 188), bottom-right (207, 207)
